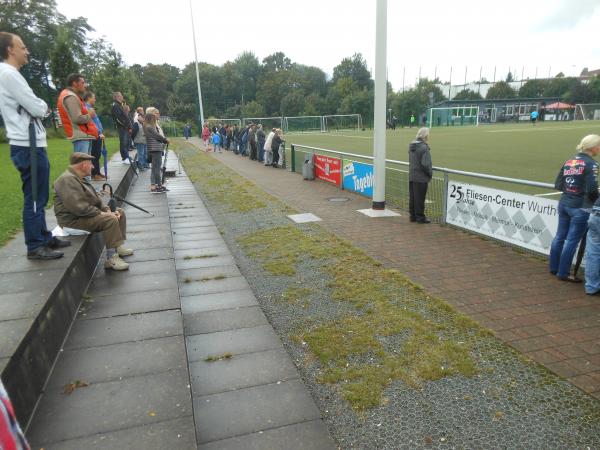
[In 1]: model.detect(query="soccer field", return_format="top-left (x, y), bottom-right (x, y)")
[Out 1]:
top-left (285, 121), bottom-right (600, 188)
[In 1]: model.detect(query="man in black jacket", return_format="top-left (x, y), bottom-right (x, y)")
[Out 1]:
top-left (408, 127), bottom-right (433, 224)
top-left (111, 91), bottom-right (132, 164)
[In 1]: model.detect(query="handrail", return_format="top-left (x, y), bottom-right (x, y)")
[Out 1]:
top-left (292, 143), bottom-right (555, 190)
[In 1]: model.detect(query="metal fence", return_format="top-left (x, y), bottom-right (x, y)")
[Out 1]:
top-left (289, 143), bottom-right (556, 229)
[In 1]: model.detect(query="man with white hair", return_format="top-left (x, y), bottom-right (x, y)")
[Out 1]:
top-left (408, 127), bottom-right (432, 224)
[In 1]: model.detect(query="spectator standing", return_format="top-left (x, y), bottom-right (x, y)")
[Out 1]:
top-left (583, 138), bottom-right (600, 294)
top-left (0, 378), bottom-right (30, 450)
top-left (183, 123), bottom-right (191, 140)
top-left (408, 127), bottom-right (432, 224)
top-left (132, 113), bottom-right (148, 170)
top-left (54, 152), bottom-right (134, 270)
top-left (271, 128), bottom-right (284, 167)
top-left (249, 124), bottom-right (258, 160)
top-left (212, 131), bottom-right (222, 153)
top-left (263, 128), bottom-right (275, 166)
top-left (57, 73), bottom-right (98, 156)
top-left (144, 112), bottom-right (170, 193)
top-left (256, 124), bottom-right (266, 162)
top-left (111, 92), bottom-right (133, 164)
top-left (0, 32), bottom-right (69, 259)
top-left (201, 123), bottom-right (211, 150)
top-left (551, 135), bottom-right (600, 283)
top-left (83, 90), bottom-right (105, 181)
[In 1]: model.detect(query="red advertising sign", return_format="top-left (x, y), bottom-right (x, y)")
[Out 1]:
top-left (314, 154), bottom-right (342, 186)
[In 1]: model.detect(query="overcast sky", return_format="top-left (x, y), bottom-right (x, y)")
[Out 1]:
top-left (55, 0), bottom-right (600, 90)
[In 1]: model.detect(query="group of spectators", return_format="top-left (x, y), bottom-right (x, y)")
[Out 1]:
top-left (201, 123), bottom-right (286, 167)
top-left (0, 32), bottom-right (137, 273)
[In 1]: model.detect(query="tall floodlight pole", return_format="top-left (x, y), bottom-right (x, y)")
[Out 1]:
top-left (372, 0), bottom-right (387, 210)
top-left (189, 0), bottom-right (205, 126)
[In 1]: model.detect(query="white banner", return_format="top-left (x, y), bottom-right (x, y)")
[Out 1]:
top-left (446, 181), bottom-right (559, 255)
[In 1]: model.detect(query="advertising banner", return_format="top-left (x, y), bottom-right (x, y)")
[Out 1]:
top-left (314, 154), bottom-right (342, 186)
top-left (342, 160), bottom-right (374, 198)
top-left (446, 181), bottom-right (559, 255)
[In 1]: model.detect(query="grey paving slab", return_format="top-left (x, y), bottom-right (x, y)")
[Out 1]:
top-left (175, 254), bottom-right (236, 270)
top-left (64, 310), bottom-right (182, 350)
top-left (193, 379), bottom-right (322, 445)
top-left (186, 325), bottom-right (282, 362)
top-left (0, 268), bottom-right (65, 294)
top-left (179, 275), bottom-right (250, 297)
top-left (184, 305), bottom-right (268, 335)
top-left (197, 419), bottom-right (336, 450)
top-left (125, 231), bottom-right (173, 244)
top-left (177, 264), bottom-right (242, 282)
top-left (92, 259), bottom-right (176, 279)
top-left (87, 271), bottom-right (177, 296)
top-left (27, 368), bottom-right (192, 447)
top-left (0, 318), bottom-right (30, 358)
top-left (0, 357), bottom-right (8, 373)
top-left (81, 288), bottom-right (179, 319)
top-left (126, 216), bottom-right (170, 226)
top-left (174, 245), bottom-right (230, 260)
top-left (181, 290), bottom-right (258, 314)
top-left (44, 416), bottom-right (196, 450)
top-left (171, 220), bottom-right (216, 230)
top-left (0, 244), bottom-right (79, 273)
top-left (47, 336), bottom-right (187, 389)
top-left (127, 223), bottom-right (172, 233)
top-left (173, 237), bottom-right (228, 251)
top-left (172, 228), bottom-right (221, 241)
top-left (189, 348), bottom-right (299, 396)
top-left (0, 291), bottom-right (47, 321)
top-left (123, 246), bottom-right (173, 263)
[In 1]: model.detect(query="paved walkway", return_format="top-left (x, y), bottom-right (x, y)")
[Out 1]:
top-left (202, 140), bottom-right (600, 401)
top-left (26, 154), bottom-right (334, 449)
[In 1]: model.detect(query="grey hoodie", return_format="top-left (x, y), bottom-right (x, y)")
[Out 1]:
top-left (408, 138), bottom-right (432, 182)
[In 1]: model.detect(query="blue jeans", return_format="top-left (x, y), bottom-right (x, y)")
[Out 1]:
top-left (549, 203), bottom-right (589, 278)
top-left (585, 214), bottom-right (600, 293)
top-left (10, 145), bottom-right (52, 252)
top-left (72, 139), bottom-right (92, 153)
top-left (135, 143), bottom-right (148, 168)
top-left (118, 127), bottom-right (129, 160)
top-left (258, 140), bottom-right (265, 161)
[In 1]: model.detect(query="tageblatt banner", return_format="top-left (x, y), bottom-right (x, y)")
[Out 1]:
top-left (446, 181), bottom-right (559, 255)
top-left (342, 160), bottom-right (373, 198)
top-left (314, 154), bottom-right (341, 186)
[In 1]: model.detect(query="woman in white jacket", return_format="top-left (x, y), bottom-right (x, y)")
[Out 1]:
top-left (263, 128), bottom-right (276, 166)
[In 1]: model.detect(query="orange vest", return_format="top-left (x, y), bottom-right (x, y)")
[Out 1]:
top-left (57, 89), bottom-right (99, 139)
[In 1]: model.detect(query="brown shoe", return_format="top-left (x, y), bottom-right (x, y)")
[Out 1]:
top-left (92, 175), bottom-right (105, 181)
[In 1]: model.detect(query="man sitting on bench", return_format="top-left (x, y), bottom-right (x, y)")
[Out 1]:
top-left (54, 152), bottom-right (133, 271)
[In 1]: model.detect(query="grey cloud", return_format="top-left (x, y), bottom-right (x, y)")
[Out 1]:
top-left (537, 0), bottom-right (600, 30)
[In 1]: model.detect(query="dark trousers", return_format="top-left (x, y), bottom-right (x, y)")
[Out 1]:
top-left (91, 137), bottom-right (102, 176)
top-left (250, 142), bottom-right (257, 160)
top-left (117, 127), bottom-right (129, 161)
top-left (272, 146), bottom-right (279, 165)
top-left (10, 145), bottom-right (52, 252)
top-left (409, 181), bottom-right (429, 221)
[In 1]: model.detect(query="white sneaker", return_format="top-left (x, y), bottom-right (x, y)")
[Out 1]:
top-left (117, 245), bottom-right (134, 256)
top-left (104, 254), bottom-right (129, 271)
top-left (121, 159), bottom-right (131, 165)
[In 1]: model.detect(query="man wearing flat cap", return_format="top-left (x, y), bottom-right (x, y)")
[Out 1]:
top-left (53, 152), bottom-right (133, 270)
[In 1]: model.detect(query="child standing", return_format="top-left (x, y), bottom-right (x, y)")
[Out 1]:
top-left (212, 131), bottom-right (222, 153)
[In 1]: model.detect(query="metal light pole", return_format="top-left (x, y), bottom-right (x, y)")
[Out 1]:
top-left (372, 0), bottom-right (387, 210)
top-left (189, 0), bottom-right (205, 126)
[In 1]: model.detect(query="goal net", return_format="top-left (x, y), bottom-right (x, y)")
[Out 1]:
top-left (243, 116), bottom-right (283, 131)
top-left (429, 106), bottom-right (480, 127)
top-left (323, 114), bottom-right (363, 132)
top-left (206, 118), bottom-right (241, 129)
top-left (575, 104), bottom-right (600, 120)
top-left (283, 116), bottom-right (324, 133)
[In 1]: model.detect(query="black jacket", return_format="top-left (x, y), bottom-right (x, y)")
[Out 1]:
top-left (111, 101), bottom-right (131, 130)
top-left (408, 138), bottom-right (432, 183)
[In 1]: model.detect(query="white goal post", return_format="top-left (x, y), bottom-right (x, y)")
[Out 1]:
top-left (206, 118), bottom-right (241, 128)
top-left (575, 104), bottom-right (600, 121)
top-left (428, 106), bottom-right (480, 127)
top-left (283, 115), bottom-right (325, 133)
top-left (322, 114), bottom-right (363, 132)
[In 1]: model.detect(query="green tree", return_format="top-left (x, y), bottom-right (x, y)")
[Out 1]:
top-left (49, 27), bottom-right (79, 91)
top-left (332, 53), bottom-right (372, 90)
top-left (241, 100), bottom-right (265, 118)
top-left (518, 79), bottom-right (548, 98)
top-left (135, 63), bottom-right (180, 112)
top-left (280, 91), bottom-right (305, 116)
top-left (486, 81), bottom-right (517, 99)
top-left (453, 89), bottom-right (483, 100)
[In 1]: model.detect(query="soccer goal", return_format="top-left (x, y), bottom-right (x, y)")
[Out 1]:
top-left (429, 106), bottom-right (480, 127)
top-left (206, 118), bottom-right (241, 129)
top-left (242, 116), bottom-right (283, 130)
top-left (283, 116), bottom-right (325, 133)
top-left (323, 114), bottom-right (363, 132)
top-left (575, 104), bottom-right (600, 121)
